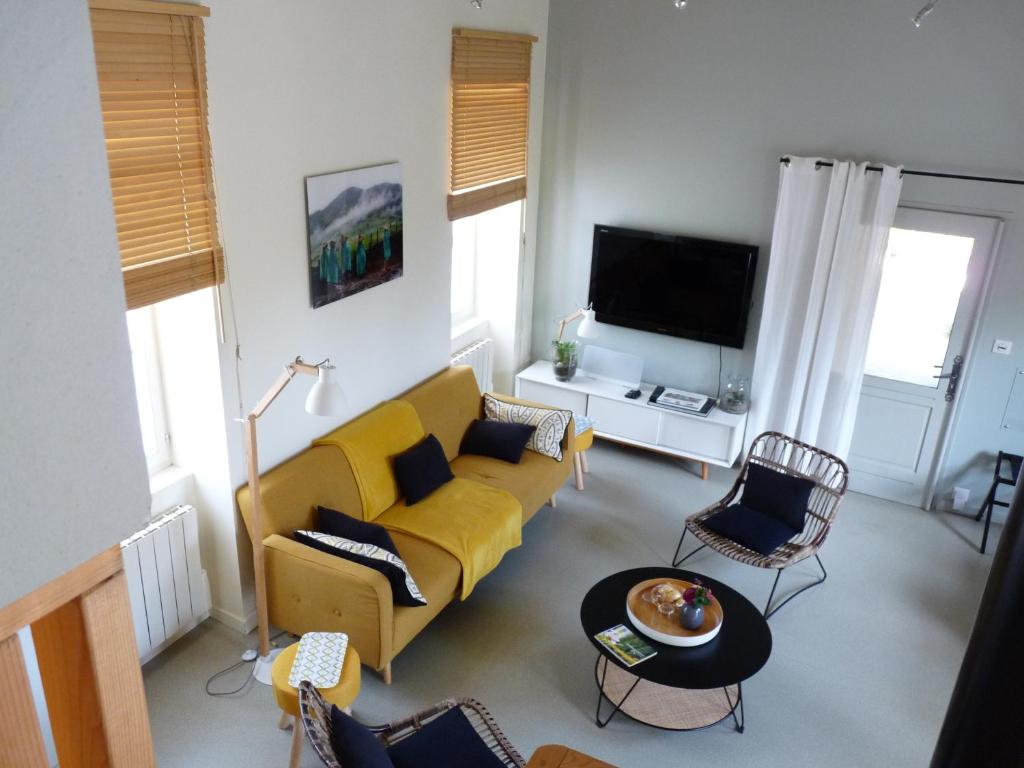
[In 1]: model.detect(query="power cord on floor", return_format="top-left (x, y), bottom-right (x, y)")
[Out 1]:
top-left (205, 629), bottom-right (290, 697)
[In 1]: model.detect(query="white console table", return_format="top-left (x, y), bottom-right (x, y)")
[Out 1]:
top-left (514, 361), bottom-right (747, 479)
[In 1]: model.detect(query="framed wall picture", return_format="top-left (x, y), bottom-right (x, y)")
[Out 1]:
top-left (305, 162), bottom-right (404, 308)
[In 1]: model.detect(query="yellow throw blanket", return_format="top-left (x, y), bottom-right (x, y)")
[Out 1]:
top-left (376, 478), bottom-right (522, 600)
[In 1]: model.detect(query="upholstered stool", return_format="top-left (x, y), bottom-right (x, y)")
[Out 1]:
top-left (574, 414), bottom-right (596, 491)
top-left (272, 641), bottom-right (361, 768)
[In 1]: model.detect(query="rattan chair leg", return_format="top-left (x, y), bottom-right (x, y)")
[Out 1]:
top-left (672, 530), bottom-right (706, 567)
top-left (764, 555), bottom-right (827, 618)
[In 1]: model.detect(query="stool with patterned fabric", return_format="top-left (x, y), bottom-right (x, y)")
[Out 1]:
top-left (272, 641), bottom-right (360, 768)
top-left (574, 414), bottom-right (596, 491)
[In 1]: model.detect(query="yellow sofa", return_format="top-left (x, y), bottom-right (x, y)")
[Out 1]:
top-left (236, 366), bottom-right (574, 681)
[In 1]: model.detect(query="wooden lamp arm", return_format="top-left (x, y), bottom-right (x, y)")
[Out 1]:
top-left (556, 308), bottom-right (587, 342)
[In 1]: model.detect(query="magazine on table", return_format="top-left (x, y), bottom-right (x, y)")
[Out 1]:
top-left (594, 624), bottom-right (657, 667)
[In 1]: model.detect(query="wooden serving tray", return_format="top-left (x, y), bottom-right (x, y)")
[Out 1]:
top-left (625, 578), bottom-right (724, 647)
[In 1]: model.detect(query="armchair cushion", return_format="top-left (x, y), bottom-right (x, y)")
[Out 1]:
top-left (393, 434), bottom-right (454, 505)
top-left (459, 419), bottom-right (535, 464)
top-left (317, 506), bottom-right (399, 556)
top-left (703, 503), bottom-right (798, 557)
top-left (741, 462), bottom-right (814, 533)
top-left (329, 705), bottom-right (394, 768)
top-left (294, 531), bottom-right (427, 607)
top-left (386, 708), bottom-right (505, 768)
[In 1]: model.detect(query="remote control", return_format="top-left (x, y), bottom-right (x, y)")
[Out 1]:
top-left (625, 389), bottom-right (642, 399)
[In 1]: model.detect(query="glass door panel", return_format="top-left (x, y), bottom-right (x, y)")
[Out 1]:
top-left (863, 227), bottom-right (975, 387)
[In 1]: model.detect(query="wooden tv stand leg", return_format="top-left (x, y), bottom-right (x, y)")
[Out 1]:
top-left (701, 462), bottom-right (709, 481)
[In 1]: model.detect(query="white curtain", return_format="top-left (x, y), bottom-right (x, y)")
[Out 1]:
top-left (748, 156), bottom-right (903, 459)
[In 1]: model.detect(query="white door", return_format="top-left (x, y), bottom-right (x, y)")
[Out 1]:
top-left (848, 208), bottom-right (1000, 507)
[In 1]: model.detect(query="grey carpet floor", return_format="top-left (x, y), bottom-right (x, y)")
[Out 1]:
top-left (143, 441), bottom-right (997, 767)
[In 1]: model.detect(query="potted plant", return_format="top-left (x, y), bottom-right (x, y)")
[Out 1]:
top-left (552, 340), bottom-right (578, 382)
top-left (679, 580), bottom-right (713, 630)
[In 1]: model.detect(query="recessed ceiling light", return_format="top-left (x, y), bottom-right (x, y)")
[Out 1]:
top-left (674, 0), bottom-right (688, 7)
top-left (471, 0), bottom-right (482, 8)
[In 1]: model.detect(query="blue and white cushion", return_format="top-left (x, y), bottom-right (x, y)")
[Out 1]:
top-left (294, 530), bottom-right (427, 607)
top-left (574, 413), bottom-right (596, 436)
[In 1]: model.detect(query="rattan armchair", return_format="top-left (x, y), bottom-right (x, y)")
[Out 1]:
top-left (297, 681), bottom-right (528, 768)
top-left (673, 431), bottom-right (849, 618)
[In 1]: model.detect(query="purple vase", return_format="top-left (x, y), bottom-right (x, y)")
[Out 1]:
top-left (679, 603), bottom-right (704, 631)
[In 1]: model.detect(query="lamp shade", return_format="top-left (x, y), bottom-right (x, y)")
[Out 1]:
top-left (577, 308), bottom-right (599, 338)
top-left (304, 365), bottom-right (346, 416)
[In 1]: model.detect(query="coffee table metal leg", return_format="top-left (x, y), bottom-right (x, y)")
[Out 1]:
top-left (594, 655), bottom-right (641, 728)
top-left (724, 681), bottom-right (744, 733)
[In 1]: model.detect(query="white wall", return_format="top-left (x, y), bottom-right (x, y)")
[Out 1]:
top-left (0, 0), bottom-right (151, 608)
top-left (534, 0), bottom-right (1024, 504)
top-left (202, 0), bottom-right (550, 625)
top-left (534, 0), bottom-right (1024, 392)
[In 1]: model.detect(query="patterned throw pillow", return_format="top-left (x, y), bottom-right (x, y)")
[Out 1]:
top-left (483, 393), bottom-right (572, 461)
top-left (295, 530), bottom-right (427, 607)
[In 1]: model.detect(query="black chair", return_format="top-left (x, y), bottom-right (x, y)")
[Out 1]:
top-left (975, 451), bottom-right (1022, 554)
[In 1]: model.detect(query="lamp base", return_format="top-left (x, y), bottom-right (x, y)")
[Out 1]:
top-left (253, 647), bottom-right (283, 685)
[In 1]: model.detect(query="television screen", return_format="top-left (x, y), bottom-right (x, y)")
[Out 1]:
top-left (587, 225), bottom-right (758, 349)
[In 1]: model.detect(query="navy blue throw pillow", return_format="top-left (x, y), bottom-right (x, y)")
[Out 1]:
top-left (317, 506), bottom-right (399, 556)
top-left (329, 705), bottom-right (394, 768)
top-left (704, 503), bottom-right (798, 556)
top-left (740, 462), bottom-right (814, 533)
top-left (393, 434), bottom-right (454, 505)
top-left (459, 420), bottom-right (536, 464)
top-left (387, 708), bottom-right (506, 768)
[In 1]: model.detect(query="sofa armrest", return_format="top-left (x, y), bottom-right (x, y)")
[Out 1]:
top-left (487, 393), bottom-right (576, 460)
top-left (263, 534), bottom-right (394, 670)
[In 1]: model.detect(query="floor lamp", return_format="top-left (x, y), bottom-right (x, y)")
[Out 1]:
top-left (245, 356), bottom-right (346, 684)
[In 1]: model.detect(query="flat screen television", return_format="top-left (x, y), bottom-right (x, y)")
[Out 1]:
top-left (587, 224), bottom-right (758, 349)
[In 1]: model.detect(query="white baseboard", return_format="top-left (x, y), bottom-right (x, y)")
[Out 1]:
top-left (208, 605), bottom-right (258, 635)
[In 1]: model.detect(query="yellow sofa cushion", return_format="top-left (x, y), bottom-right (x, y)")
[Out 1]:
top-left (376, 478), bottom-right (522, 600)
top-left (314, 401), bottom-right (425, 521)
top-left (398, 366), bottom-right (483, 461)
top-left (450, 450), bottom-right (569, 525)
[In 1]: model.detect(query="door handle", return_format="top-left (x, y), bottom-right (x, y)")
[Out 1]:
top-left (932, 355), bottom-right (964, 402)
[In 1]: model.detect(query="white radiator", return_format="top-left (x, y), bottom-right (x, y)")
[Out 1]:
top-left (121, 504), bottom-right (209, 664)
top-left (451, 337), bottom-right (494, 393)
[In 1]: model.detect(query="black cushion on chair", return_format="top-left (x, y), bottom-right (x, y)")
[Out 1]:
top-left (459, 419), bottom-right (536, 464)
top-left (740, 462), bottom-right (814, 533)
top-left (329, 705), bottom-right (395, 768)
top-left (386, 708), bottom-right (506, 768)
top-left (704, 503), bottom-right (799, 557)
top-left (393, 434), bottom-right (454, 505)
top-left (316, 506), bottom-right (399, 556)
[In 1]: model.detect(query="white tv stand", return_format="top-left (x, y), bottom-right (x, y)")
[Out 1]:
top-left (514, 361), bottom-right (747, 479)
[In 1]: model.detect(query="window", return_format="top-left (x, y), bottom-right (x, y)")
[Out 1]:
top-left (448, 28), bottom-right (537, 221)
top-left (450, 200), bottom-right (524, 329)
top-left (126, 306), bottom-right (171, 475)
top-left (89, 1), bottom-right (223, 310)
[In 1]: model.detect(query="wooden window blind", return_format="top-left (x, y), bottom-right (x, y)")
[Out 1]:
top-left (448, 28), bottom-right (538, 221)
top-left (89, 0), bottom-right (222, 311)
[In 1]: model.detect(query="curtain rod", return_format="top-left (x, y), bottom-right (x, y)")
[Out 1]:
top-left (779, 157), bottom-right (1024, 187)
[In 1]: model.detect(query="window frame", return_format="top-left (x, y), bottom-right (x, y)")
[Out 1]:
top-left (126, 306), bottom-right (172, 476)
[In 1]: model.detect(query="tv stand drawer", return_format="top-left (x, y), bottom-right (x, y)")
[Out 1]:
top-left (587, 396), bottom-right (660, 445)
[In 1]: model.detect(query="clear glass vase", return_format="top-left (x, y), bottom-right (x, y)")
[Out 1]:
top-left (720, 374), bottom-right (749, 414)
top-left (552, 341), bottom-right (578, 382)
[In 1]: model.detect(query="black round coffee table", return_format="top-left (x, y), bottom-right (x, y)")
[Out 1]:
top-left (580, 567), bottom-right (772, 732)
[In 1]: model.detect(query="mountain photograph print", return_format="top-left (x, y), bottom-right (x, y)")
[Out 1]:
top-left (305, 162), bottom-right (404, 308)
